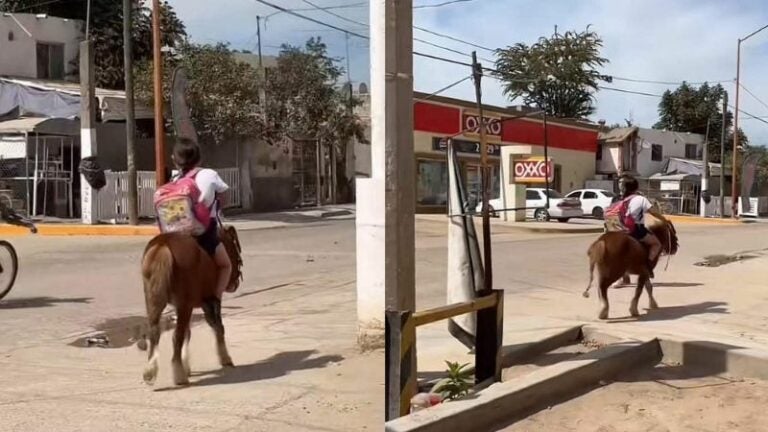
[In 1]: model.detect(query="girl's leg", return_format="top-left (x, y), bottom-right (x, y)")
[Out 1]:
top-left (213, 243), bottom-right (232, 299)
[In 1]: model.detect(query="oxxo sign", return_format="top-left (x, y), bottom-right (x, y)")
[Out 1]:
top-left (513, 157), bottom-right (554, 184)
top-left (462, 112), bottom-right (502, 137)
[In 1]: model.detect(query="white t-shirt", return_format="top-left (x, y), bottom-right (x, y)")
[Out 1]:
top-left (174, 168), bottom-right (229, 213)
top-left (626, 195), bottom-right (653, 225)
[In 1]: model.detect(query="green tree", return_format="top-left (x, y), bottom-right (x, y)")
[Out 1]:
top-left (0, 0), bottom-right (186, 89)
top-left (654, 83), bottom-right (748, 163)
top-left (494, 28), bottom-right (609, 119)
top-left (134, 42), bottom-right (264, 146)
top-left (266, 38), bottom-right (366, 200)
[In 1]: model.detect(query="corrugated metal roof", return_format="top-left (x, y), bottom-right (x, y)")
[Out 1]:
top-left (0, 117), bottom-right (79, 135)
top-left (598, 127), bottom-right (638, 143)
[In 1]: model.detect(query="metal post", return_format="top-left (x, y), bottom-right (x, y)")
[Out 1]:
top-left (152, 0), bottom-right (166, 187)
top-left (543, 112), bottom-right (550, 208)
top-left (124, 0), bottom-right (139, 224)
top-left (732, 39), bottom-right (741, 218)
top-left (471, 51), bottom-right (492, 293)
top-left (720, 93), bottom-right (727, 218)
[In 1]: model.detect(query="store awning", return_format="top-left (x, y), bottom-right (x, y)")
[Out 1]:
top-left (0, 117), bottom-right (80, 136)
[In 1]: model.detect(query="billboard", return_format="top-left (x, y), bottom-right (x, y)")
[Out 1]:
top-left (512, 157), bottom-right (554, 183)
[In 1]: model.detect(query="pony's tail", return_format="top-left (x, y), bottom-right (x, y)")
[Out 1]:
top-left (141, 242), bottom-right (172, 385)
top-left (584, 239), bottom-right (606, 298)
top-left (142, 243), bottom-right (172, 310)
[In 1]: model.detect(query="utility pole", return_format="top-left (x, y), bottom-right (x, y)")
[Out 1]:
top-left (719, 92), bottom-right (727, 218)
top-left (732, 39), bottom-right (741, 218)
top-left (471, 51), bottom-right (492, 293)
top-left (152, 0), bottom-right (166, 186)
top-left (256, 15), bottom-right (267, 118)
top-left (359, 0), bottom-right (415, 418)
top-left (256, 15), bottom-right (263, 71)
top-left (79, 40), bottom-right (97, 224)
top-left (700, 117), bottom-right (710, 217)
top-left (124, 0), bottom-right (138, 225)
top-left (732, 24), bottom-right (768, 218)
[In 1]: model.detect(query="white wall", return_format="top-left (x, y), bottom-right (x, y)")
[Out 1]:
top-left (596, 143), bottom-right (619, 174)
top-left (636, 128), bottom-right (704, 177)
top-left (0, 14), bottom-right (82, 80)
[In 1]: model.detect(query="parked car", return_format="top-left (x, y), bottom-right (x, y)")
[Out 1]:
top-left (475, 188), bottom-right (583, 222)
top-left (565, 189), bottom-right (617, 219)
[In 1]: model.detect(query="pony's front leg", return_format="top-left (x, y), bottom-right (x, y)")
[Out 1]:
top-left (172, 306), bottom-right (192, 385)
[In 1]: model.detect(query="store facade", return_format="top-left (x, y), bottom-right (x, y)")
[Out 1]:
top-left (413, 93), bottom-right (600, 213)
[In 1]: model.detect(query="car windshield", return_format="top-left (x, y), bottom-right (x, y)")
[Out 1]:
top-left (544, 190), bottom-right (563, 198)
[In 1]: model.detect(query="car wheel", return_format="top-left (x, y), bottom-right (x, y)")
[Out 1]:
top-left (534, 209), bottom-right (550, 222)
top-left (592, 207), bottom-right (604, 219)
top-left (557, 218), bottom-right (570, 223)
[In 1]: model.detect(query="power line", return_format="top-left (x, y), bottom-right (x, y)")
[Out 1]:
top-left (598, 86), bottom-right (663, 97)
top-left (610, 76), bottom-right (732, 86)
top-left (297, 0), bottom-right (490, 61)
top-left (414, 0), bottom-right (477, 9)
top-left (414, 25), bottom-right (495, 52)
top-left (415, 75), bottom-right (472, 101)
top-left (739, 82), bottom-right (768, 115)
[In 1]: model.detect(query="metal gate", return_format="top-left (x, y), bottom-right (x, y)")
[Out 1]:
top-left (292, 140), bottom-right (319, 207)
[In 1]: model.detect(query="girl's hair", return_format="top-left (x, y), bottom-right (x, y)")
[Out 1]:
top-left (621, 174), bottom-right (639, 198)
top-left (172, 138), bottom-right (201, 173)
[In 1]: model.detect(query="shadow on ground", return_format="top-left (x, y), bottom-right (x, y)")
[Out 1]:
top-left (178, 349), bottom-right (344, 388)
top-left (0, 296), bottom-right (92, 310)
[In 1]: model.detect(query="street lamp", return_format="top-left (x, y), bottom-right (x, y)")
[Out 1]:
top-left (732, 23), bottom-right (768, 218)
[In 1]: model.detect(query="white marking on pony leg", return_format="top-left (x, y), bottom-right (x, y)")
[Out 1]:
top-left (143, 349), bottom-right (159, 385)
top-left (172, 359), bottom-right (189, 386)
top-left (182, 340), bottom-right (191, 376)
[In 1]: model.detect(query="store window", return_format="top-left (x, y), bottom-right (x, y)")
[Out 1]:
top-left (417, 159), bottom-right (448, 206)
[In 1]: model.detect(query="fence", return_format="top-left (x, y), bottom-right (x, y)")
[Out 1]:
top-left (95, 167), bottom-right (241, 223)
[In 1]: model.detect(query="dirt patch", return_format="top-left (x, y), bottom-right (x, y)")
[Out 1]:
top-left (497, 363), bottom-right (768, 431)
top-left (69, 313), bottom-right (204, 349)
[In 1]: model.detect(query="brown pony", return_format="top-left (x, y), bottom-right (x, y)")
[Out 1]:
top-left (141, 225), bottom-right (243, 386)
top-left (584, 216), bottom-right (679, 320)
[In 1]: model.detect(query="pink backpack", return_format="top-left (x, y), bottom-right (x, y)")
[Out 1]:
top-left (604, 195), bottom-right (637, 234)
top-left (154, 168), bottom-right (212, 235)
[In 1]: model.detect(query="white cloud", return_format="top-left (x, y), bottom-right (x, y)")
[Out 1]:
top-left (171, 0), bottom-right (768, 144)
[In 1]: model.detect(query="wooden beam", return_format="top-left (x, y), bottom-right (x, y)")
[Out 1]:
top-left (412, 293), bottom-right (498, 328)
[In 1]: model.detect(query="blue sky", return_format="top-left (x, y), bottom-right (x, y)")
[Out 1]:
top-left (169, 0), bottom-right (768, 145)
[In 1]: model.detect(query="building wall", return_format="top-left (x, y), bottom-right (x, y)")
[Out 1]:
top-left (636, 128), bottom-right (704, 177)
top-left (0, 14), bottom-right (82, 80)
top-left (596, 143), bottom-right (620, 174)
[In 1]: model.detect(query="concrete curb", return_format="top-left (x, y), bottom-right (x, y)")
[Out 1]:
top-left (512, 225), bottom-right (603, 234)
top-left (385, 336), bottom-right (659, 432)
top-left (0, 224), bottom-right (159, 236)
top-left (664, 215), bottom-right (746, 225)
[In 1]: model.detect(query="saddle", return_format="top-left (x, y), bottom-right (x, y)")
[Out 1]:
top-left (218, 225), bottom-right (244, 292)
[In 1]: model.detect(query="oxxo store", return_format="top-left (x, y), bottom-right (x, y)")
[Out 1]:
top-left (413, 93), bottom-right (600, 213)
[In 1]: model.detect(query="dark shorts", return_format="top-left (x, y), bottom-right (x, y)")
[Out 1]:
top-left (631, 224), bottom-right (649, 240)
top-left (196, 220), bottom-right (220, 256)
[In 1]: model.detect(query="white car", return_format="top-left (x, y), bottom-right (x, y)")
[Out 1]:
top-left (565, 189), bottom-right (617, 219)
top-left (475, 188), bottom-right (583, 222)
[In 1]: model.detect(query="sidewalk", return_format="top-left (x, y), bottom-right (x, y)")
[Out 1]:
top-left (0, 205), bottom-right (356, 237)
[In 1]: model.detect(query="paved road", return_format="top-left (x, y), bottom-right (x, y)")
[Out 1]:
top-left (1, 218), bottom-right (767, 431)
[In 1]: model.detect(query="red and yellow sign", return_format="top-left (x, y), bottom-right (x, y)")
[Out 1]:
top-left (461, 110), bottom-right (502, 142)
top-left (512, 157), bottom-right (554, 184)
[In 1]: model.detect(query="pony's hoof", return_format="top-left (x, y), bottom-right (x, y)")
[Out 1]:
top-left (143, 364), bottom-right (158, 386)
top-left (582, 291), bottom-right (590, 298)
top-left (629, 307), bottom-right (640, 317)
top-left (221, 358), bottom-right (235, 368)
top-left (598, 309), bottom-right (609, 320)
top-left (649, 299), bottom-right (659, 310)
top-left (172, 363), bottom-right (189, 386)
